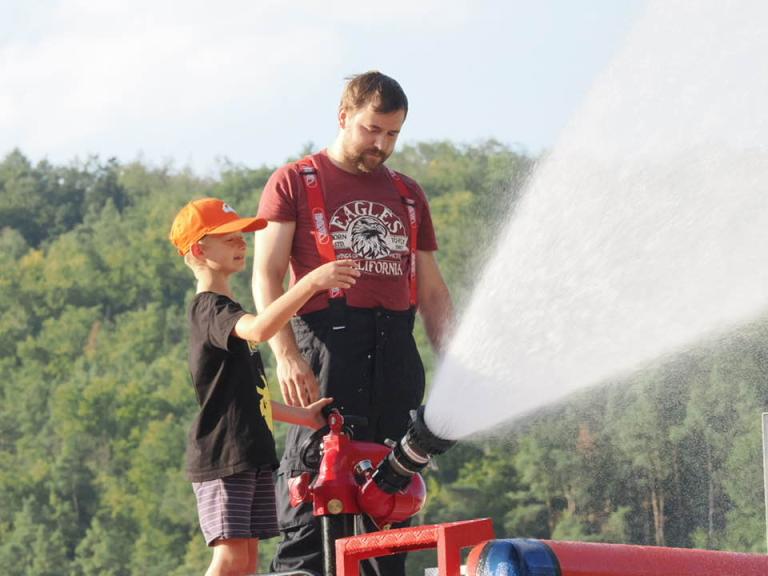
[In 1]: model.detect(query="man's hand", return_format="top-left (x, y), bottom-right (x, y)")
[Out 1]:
top-left (253, 220), bottom-right (321, 406)
top-left (276, 352), bottom-right (320, 407)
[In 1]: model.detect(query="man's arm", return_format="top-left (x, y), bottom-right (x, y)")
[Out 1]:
top-left (416, 250), bottom-right (454, 353)
top-left (252, 220), bottom-right (320, 407)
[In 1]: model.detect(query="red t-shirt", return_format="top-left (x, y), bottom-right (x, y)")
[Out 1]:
top-left (258, 150), bottom-right (438, 314)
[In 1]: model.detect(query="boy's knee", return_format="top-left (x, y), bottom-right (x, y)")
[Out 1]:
top-left (209, 540), bottom-right (253, 576)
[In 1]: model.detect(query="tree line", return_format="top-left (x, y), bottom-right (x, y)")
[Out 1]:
top-left (0, 144), bottom-right (765, 575)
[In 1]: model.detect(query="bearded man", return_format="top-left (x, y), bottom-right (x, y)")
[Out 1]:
top-left (252, 70), bottom-right (453, 576)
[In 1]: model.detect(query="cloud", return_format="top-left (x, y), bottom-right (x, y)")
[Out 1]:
top-left (0, 2), bottom-right (340, 162)
top-left (2, 0), bottom-right (470, 168)
top-left (0, 0), bottom-right (633, 171)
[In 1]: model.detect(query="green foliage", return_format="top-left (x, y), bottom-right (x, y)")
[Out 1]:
top-left (0, 499), bottom-right (70, 576)
top-left (1, 146), bottom-right (766, 576)
top-left (0, 151), bottom-right (128, 248)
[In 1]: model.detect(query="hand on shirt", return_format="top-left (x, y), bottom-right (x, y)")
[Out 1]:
top-left (303, 259), bottom-right (360, 292)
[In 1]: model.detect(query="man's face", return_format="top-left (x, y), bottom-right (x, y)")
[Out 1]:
top-left (339, 102), bottom-right (406, 173)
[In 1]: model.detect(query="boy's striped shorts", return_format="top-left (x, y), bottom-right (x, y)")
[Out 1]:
top-left (192, 468), bottom-right (279, 545)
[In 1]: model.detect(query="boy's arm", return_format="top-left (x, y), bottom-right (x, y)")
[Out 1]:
top-left (271, 397), bottom-right (333, 429)
top-left (238, 257), bottom-right (357, 343)
top-left (235, 265), bottom-right (317, 344)
top-left (243, 219), bottom-right (323, 344)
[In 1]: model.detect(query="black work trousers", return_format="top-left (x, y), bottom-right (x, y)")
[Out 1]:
top-left (271, 304), bottom-right (426, 576)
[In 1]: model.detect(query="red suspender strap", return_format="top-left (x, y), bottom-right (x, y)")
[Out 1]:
top-left (296, 156), bottom-right (343, 299)
top-left (387, 168), bottom-right (419, 307)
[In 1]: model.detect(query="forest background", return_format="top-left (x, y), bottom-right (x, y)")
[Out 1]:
top-left (0, 141), bottom-right (766, 575)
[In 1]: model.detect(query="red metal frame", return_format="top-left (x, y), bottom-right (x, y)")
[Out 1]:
top-left (334, 518), bottom-right (495, 576)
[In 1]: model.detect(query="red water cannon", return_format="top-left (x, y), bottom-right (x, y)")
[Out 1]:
top-left (287, 407), bottom-right (455, 576)
top-left (288, 409), bottom-right (435, 528)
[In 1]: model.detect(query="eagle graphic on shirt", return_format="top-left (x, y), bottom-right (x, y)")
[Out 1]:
top-left (329, 200), bottom-right (409, 276)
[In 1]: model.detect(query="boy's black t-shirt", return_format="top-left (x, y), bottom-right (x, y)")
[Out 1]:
top-left (186, 292), bottom-right (278, 482)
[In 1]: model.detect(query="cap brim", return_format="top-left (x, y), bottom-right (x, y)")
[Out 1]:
top-left (208, 217), bottom-right (268, 235)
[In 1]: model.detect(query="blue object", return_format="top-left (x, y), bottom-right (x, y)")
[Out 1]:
top-left (472, 539), bottom-right (560, 576)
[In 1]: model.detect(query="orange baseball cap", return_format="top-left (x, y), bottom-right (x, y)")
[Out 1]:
top-left (169, 197), bottom-right (267, 255)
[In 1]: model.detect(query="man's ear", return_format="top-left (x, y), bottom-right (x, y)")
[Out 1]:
top-left (338, 106), bottom-right (348, 129)
top-left (190, 243), bottom-right (204, 258)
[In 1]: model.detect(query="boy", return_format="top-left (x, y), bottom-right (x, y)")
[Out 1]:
top-left (169, 197), bottom-right (359, 576)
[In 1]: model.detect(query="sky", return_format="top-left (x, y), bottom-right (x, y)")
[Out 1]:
top-left (0, 0), bottom-right (646, 175)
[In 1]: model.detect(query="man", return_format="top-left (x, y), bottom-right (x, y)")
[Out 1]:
top-left (252, 71), bottom-right (453, 576)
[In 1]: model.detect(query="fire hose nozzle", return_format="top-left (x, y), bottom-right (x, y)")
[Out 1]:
top-left (371, 406), bottom-right (456, 494)
top-left (408, 406), bottom-right (455, 457)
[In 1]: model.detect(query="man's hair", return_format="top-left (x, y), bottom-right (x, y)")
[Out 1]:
top-left (340, 71), bottom-right (408, 117)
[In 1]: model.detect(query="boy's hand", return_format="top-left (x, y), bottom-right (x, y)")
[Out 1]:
top-left (272, 396), bottom-right (333, 429)
top-left (305, 259), bottom-right (360, 292)
top-left (304, 397), bottom-right (334, 429)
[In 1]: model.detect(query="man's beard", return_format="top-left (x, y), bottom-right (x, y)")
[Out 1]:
top-left (354, 148), bottom-right (388, 173)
